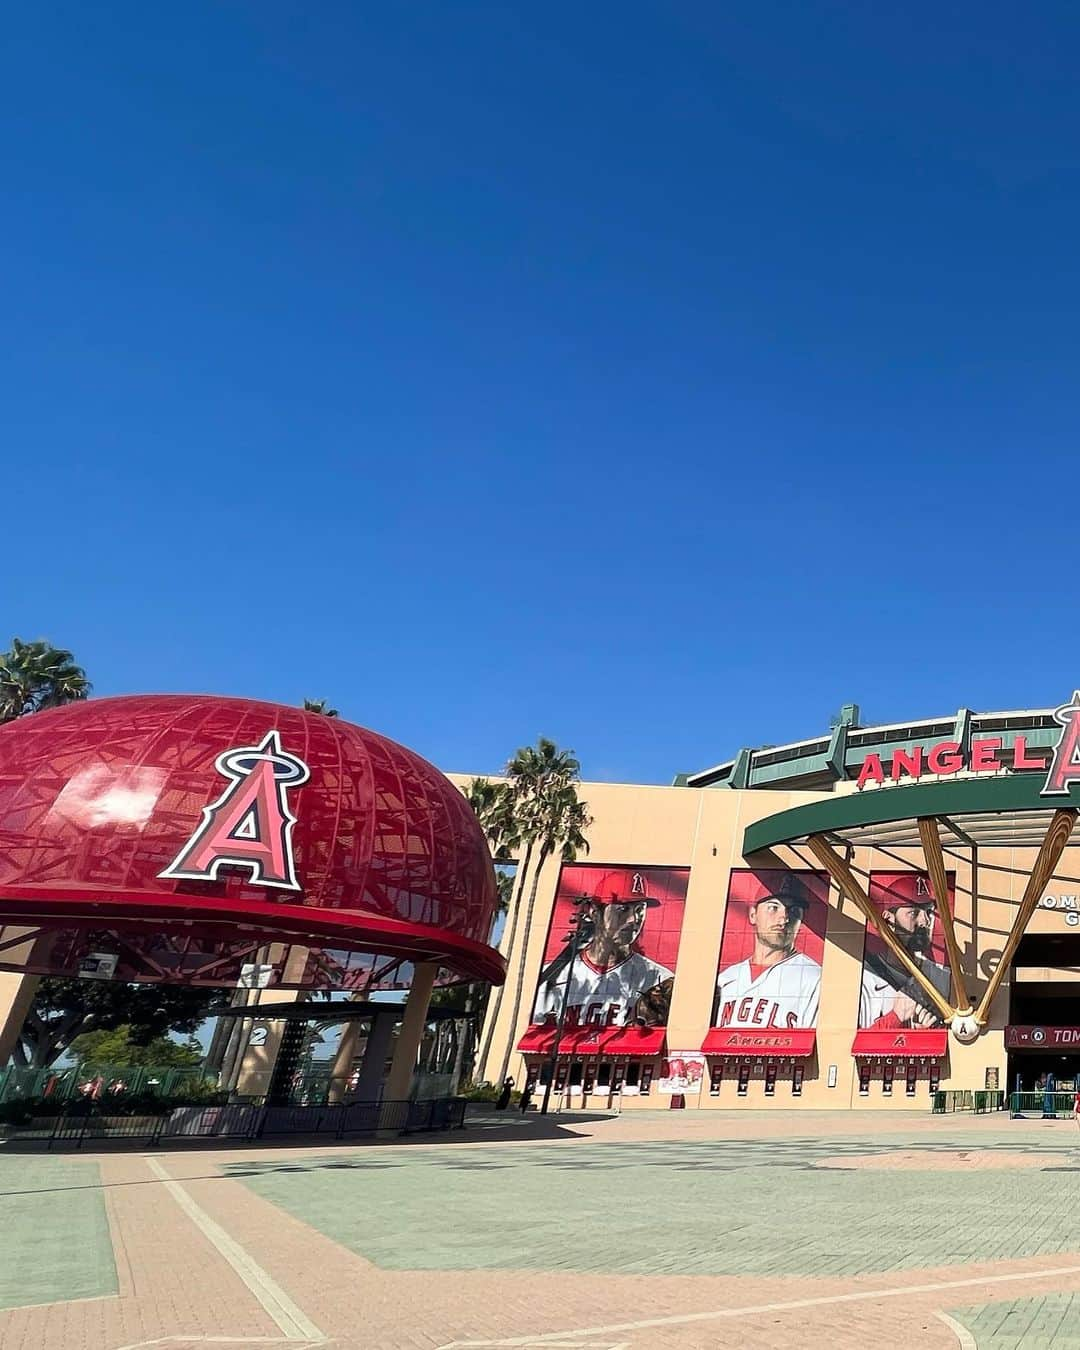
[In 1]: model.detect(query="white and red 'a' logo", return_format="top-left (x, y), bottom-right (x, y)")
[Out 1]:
top-left (1043, 692), bottom-right (1080, 796)
top-left (159, 731), bottom-right (311, 891)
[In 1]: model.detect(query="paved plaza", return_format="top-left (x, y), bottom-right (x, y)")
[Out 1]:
top-left (5, 1110), bottom-right (1080, 1349)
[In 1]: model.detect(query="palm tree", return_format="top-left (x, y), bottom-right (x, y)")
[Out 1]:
top-left (0, 639), bottom-right (90, 724)
top-left (496, 783), bottom-right (591, 1085)
top-left (303, 698), bottom-right (339, 717)
top-left (469, 740), bottom-right (592, 1085)
top-left (443, 861), bottom-right (517, 1087)
top-left (464, 778), bottom-right (518, 864)
top-left (464, 776), bottom-right (524, 1081)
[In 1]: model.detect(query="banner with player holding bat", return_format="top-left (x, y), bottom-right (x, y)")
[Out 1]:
top-left (530, 865), bottom-right (688, 1029)
top-left (858, 871), bottom-right (954, 1030)
top-left (713, 870), bottom-right (829, 1030)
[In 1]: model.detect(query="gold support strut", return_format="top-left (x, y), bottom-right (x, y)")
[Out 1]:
top-left (972, 807), bottom-right (1078, 1027)
top-left (806, 834), bottom-right (955, 1022)
top-left (917, 817), bottom-right (971, 1013)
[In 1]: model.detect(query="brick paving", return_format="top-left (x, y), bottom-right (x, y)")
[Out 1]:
top-left (4, 1110), bottom-right (1080, 1348)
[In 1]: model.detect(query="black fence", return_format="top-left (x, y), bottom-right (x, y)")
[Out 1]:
top-left (1, 1096), bottom-right (468, 1149)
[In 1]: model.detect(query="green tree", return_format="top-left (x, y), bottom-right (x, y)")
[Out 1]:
top-left (466, 775), bottom-right (531, 1081)
top-left (0, 638), bottom-right (89, 723)
top-left (495, 768), bottom-right (591, 1085)
top-left (472, 740), bottom-right (592, 1085)
top-left (68, 1025), bottom-right (204, 1068)
top-left (303, 698), bottom-right (339, 717)
top-left (15, 978), bottom-right (220, 1068)
top-left (433, 865), bottom-right (516, 1085)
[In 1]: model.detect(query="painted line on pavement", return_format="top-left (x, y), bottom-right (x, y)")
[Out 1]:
top-left (936, 1311), bottom-right (978, 1350)
top-left (115, 1339), bottom-right (314, 1349)
top-left (437, 1257), bottom-right (1080, 1346)
top-left (145, 1157), bottom-right (323, 1344)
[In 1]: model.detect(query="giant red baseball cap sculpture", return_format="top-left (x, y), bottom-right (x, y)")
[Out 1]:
top-left (0, 695), bottom-right (504, 987)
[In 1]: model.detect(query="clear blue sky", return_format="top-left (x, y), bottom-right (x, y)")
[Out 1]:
top-left (6, 4), bottom-right (1080, 784)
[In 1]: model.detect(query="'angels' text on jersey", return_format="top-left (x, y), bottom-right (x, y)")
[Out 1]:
top-left (532, 952), bottom-right (673, 1028)
top-left (714, 952), bottom-right (822, 1030)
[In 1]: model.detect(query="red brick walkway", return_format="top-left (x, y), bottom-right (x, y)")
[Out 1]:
top-left (3, 1111), bottom-right (1079, 1349)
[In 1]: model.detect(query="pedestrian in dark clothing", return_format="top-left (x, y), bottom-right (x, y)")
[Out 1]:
top-left (496, 1077), bottom-right (514, 1110)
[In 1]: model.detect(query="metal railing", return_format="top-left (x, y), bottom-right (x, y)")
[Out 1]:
top-left (0, 1063), bottom-right (216, 1106)
top-left (931, 1090), bottom-right (1006, 1114)
top-left (972, 1090), bottom-right (1006, 1113)
top-left (1009, 1091), bottom-right (1077, 1118)
top-left (1, 1096), bottom-right (469, 1148)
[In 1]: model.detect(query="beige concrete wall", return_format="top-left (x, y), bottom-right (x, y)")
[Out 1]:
top-left (463, 776), bottom-right (1080, 1112)
top-left (0, 929), bottom-right (41, 1066)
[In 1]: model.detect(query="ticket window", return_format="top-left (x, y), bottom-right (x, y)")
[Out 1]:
top-left (640, 1064), bottom-right (654, 1095)
top-left (882, 1061), bottom-right (894, 1096)
top-left (554, 1060), bottom-right (569, 1092)
top-left (710, 1061), bottom-right (723, 1096)
top-left (582, 1061), bottom-right (596, 1095)
top-left (596, 1062), bottom-right (612, 1090)
top-left (737, 1062), bottom-right (751, 1096)
top-left (624, 1062), bottom-right (640, 1090)
top-left (905, 1061), bottom-right (918, 1097)
top-left (524, 1065), bottom-right (539, 1095)
top-left (929, 1062), bottom-right (941, 1094)
top-left (858, 1061), bottom-right (871, 1096)
top-left (764, 1062), bottom-right (778, 1096)
top-left (792, 1062), bottom-right (805, 1097)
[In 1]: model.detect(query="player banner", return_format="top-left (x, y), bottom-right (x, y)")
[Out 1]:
top-left (858, 871), bottom-right (955, 1030)
top-left (658, 1052), bottom-right (706, 1094)
top-left (713, 870), bottom-right (828, 1030)
top-left (531, 864), bottom-right (688, 1030)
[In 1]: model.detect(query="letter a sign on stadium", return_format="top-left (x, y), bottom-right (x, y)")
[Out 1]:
top-left (160, 730), bottom-right (311, 890)
top-left (1042, 691), bottom-right (1080, 796)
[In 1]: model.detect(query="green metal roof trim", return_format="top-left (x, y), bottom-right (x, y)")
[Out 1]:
top-left (688, 706), bottom-right (1061, 790)
top-left (742, 774), bottom-right (1080, 855)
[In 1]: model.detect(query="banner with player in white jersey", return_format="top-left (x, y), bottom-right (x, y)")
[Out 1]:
top-left (713, 871), bottom-right (828, 1031)
top-left (858, 871), bottom-right (954, 1030)
top-left (531, 865), bottom-right (688, 1031)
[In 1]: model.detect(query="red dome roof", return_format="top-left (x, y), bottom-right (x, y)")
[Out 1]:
top-left (0, 695), bottom-right (503, 985)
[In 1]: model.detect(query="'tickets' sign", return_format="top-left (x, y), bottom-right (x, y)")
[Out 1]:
top-left (855, 690), bottom-right (1080, 792)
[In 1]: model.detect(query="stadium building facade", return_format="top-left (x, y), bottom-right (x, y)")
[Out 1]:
top-left (470, 698), bottom-right (1080, 1111)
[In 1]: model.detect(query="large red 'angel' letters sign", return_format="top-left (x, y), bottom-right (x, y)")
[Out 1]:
top-left (159, 730), bottom-right (311, 890)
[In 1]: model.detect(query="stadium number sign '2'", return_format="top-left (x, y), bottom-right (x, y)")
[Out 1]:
top-left (159, 731), bottom-right (311, 891)
top-left (855, 690), bottom-right (1080, 794)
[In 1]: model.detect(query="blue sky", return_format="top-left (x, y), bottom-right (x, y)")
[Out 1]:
top-left (5, 4), bottom-right (1080, 784)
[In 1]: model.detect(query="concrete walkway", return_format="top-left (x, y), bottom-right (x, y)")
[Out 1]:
top-left (3, 1108), bottom-right (1080, 1348)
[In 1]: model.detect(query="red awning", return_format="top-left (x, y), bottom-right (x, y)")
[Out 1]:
top-left (701, 1028), bottom-right (816, 1057)
top-left (600, 1026), bottom-right (665, 1056)
top-left (515, 1024), bottom-right (619, 1055)
top-left (561, 1026), bottom-right (609, 1055)
top-left (516, 1025), bottom-right (557, 1054)
top-left (851, 1029), bottom-right (947, 1058)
